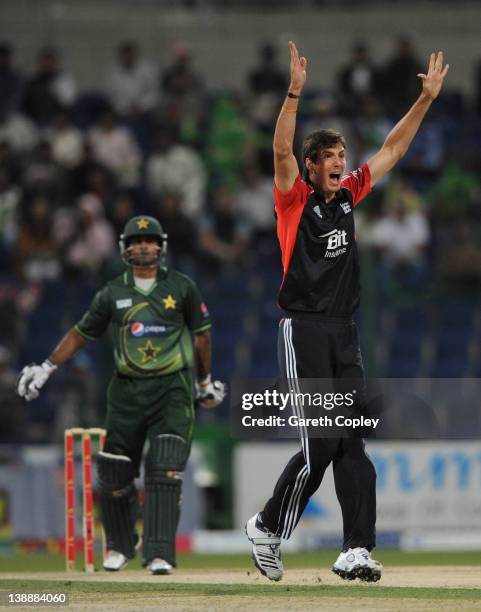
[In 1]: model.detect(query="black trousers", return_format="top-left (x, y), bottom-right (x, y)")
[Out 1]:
top-left (261, 314), bottom-right (376, 551)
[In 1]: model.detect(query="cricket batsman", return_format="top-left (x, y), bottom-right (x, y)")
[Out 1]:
top-left (17, 215), bottom-right (226, 574)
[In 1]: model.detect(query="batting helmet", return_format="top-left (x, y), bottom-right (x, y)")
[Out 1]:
top-left (119, 215), bottom-right (168, 267)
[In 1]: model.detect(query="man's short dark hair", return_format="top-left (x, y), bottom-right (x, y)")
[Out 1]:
top-left (302, 129), bottom-right (346, 164)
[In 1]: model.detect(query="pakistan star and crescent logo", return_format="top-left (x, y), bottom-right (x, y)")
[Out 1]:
top-left (137, 339), bottom-right (161, 363)
top-left (136, 218), bottom-right (150, 229)
top-left (163, 294), bottom-right (176, 309)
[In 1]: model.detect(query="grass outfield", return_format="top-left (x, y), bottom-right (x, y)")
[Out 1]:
top-left (0, 579), bottom-right (480, 601)
top-left (2, 553), bottom-right (481, 610)
top-left (1, 550), bottom-right (481, 573)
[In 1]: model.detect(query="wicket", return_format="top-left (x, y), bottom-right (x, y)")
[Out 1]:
top-left (64, 427), bottom-right (106, 572)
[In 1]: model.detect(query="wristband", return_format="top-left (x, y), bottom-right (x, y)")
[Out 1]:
top-left (282, 106), bottom-right (297, 113)
top-left (42, 359), bottom-right (58, 373)
top-left (287, 92), bottom-right (300, 99)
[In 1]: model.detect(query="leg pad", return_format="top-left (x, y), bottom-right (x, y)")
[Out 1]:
top-left (97, 451), bottom-right (139, 559)
top-left (143, 435), bottom-right (188, 566)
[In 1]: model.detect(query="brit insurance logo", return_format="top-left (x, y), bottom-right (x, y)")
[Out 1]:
top-left (130, 321), bottom-right (168, 337)
top-left (320, 229), bottom-right (348, 258)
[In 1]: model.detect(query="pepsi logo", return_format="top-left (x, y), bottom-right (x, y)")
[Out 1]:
top-left (131, 322), bottom-right (145, 337)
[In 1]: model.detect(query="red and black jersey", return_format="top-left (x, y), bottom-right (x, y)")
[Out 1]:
top-left (274, 164), bottom-right (372, 315)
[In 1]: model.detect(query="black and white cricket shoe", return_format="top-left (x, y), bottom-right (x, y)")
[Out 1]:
top-left (332, 547), bottom-right (382, 582)
top-left (245, 513), bottom-right (283, 581)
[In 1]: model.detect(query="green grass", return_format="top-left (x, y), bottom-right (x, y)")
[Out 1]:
top-left (0, 550), bottom-right (481, 573)
top-left (1, 553), bottom-right (481, 604)
top-left (0, 579), bottom-right (480, 601)
top-left (181, 550), bottom-right (481, 568)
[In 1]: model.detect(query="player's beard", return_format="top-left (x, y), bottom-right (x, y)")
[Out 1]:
top-left (127, 248), bottom-right (160, 268)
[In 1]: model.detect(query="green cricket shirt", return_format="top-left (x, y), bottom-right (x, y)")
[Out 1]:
top-left (74, 267), bottom-right (211, 378)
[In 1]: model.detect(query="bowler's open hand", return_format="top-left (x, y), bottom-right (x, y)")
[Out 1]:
top-left (417, 51), bottom-right (449, 101)
top-left (289, 41), bottom-right (307, 94)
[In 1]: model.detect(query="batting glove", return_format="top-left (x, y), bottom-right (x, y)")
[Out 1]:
top-left (197, 374), bottom-right (226, 409)
top-left (16, 360), bottom-right (57, 402)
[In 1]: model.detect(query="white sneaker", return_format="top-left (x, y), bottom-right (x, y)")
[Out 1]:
top-left (103, 550), bottom-right (128, 572)
top-left (103, 535), bottom-right (142, 572)
top-left (332, 547), bottom-right (382, 582)
top-left (245, 513), bottom-right (283, 581)
top-left (148, 558), bottom-right (173, 575)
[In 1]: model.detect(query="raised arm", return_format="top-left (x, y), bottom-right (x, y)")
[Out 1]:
top-left (367, 51), bottom-right (449, 187)
top-left (273, 41), bottom-right (307, 192)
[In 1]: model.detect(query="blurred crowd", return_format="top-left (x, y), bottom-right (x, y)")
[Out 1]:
top-left (1, 35), bottom-right (481, 440)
